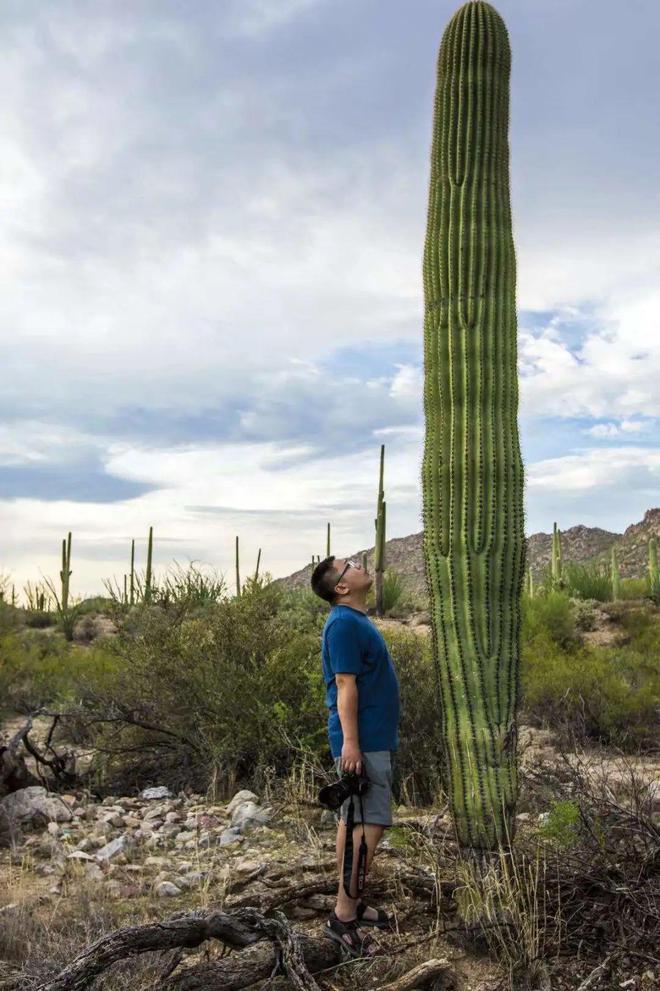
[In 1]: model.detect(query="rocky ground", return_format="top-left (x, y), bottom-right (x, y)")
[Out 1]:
top-left (1, 724), bottom-right (658, 990)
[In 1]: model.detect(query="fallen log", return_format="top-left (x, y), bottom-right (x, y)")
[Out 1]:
top-left (34, 906), bottom-right (339, 991)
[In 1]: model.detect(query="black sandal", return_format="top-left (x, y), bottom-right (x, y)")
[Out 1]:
top-left (324, 910), bottom-right (380, 958)
top-left (356, 901), bottom-right (394, 929)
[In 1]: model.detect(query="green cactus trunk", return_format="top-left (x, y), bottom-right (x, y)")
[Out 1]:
top-left (144, 527), bottom-right (153, 603)
top-left (648, 537), bottom-right (658, 584)
top-left (326, 522), bottom-right (331, 558)
top-left (551, 522), bottom-right (563, 591)
top-left (235, 536), bottom-right (241, 597)
top-left (421, 0), bottom-right (525, 851)
top-left (610, 546), bottom-right (621, 601)
top-left (362, 551), bottom-right (368, 573)
top-left (130, 538), bottom-right (135, 606)
top-left (255, 548), bottom-right (262, 582)
top-left (374, 444), bottom-right (386, 616)
top-left (60, 532), bottom-right (72, 613)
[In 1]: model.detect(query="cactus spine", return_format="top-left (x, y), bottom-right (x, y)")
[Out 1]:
top-left (60, 532), bottom-right (72, 612)
top-left (421, 1), bottom-right (525, 850)
top-left (374, 444), bottom-right (386, 617)
top-left (235, 536), bottom-right (241, 597)
top-left (610, 546), bottom-right (620, 600)
top-left (551, 523), bottom-right (563, 591)
top-left (144, 527), bottom-right (153, 603)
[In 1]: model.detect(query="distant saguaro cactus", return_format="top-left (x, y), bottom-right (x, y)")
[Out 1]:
top-left (235, 536), bottom-right (241, 597)
top-left (130, 538), bottom-right (135, 606)
top-left (610, 546), bottom-right (621, 601)
top-left (374, 445), bottom-right (386, 616)
top-left (144, 527), bottom-right (154, 603)
top-left (648, 537), bottom-right (658, 585)
top-left (421, 0), bottom-right (525, 850)
top-left (551, 523), bottom-right (563, 591)
top-left (60, 532), bottom-right (72, 612)
top-left (326, 522), bottom-right (331, 558)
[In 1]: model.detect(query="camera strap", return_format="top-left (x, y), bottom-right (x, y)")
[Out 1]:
top-left (342, 790), bottom-right (368, 899)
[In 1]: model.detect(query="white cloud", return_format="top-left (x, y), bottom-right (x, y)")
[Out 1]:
top-left (519, 293), bottom-right (660, 421)
top-left (528, 446), bottom-right (660, 493)
top-left (227, 0), bottom-right (328, 36)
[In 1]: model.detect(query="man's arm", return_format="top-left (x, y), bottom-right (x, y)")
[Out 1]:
top-left (336, 673), bottom-right (362, 772)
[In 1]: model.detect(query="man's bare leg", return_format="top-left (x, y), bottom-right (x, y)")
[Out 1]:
top-left (334, 819), bottom-right (385, 922)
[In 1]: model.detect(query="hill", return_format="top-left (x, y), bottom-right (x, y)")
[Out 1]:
top-left (281, 507), bottom-right (659, 601)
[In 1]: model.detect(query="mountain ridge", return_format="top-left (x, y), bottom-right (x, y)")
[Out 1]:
top-left (280, 507), bottom-right (660, 600)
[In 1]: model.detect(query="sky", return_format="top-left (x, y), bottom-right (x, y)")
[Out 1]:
top-left (0, 0), bottom-right (658, 598)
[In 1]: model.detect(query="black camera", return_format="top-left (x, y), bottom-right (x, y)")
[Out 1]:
top-left (318, 769), bottom-right (370, 811)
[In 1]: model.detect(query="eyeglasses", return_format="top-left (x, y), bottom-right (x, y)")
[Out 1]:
top-left (335, 559), bottom-right (359, 587)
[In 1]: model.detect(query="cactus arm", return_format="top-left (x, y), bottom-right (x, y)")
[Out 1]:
top-left (421, 0), bottom-right (525, 851)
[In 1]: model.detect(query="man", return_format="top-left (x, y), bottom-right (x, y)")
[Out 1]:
top-left (311, 555), bottom-right (400, 958)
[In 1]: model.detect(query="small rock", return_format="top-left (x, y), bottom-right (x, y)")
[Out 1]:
top-left (226, 790), bottom-right (259, 814)
top-left (165, 811), bottom-right (181, 823)
top-left (67, 850), bottom-right (96, 861)
top-left (219, 827), bottom-right (243, 846)
top-left (96, 834), bottom-right (134, 862)
top-left (231, 802), bottom-right (272, 832)
top-left (234, 858), bottom-right (262, 874)
top-left (0, 786), bottom-right (73, 825)
top-left (141, 786), bottom-right (173, 801)
top-left (145, 856), bottom-right (170, 867)
top-left (85, 863), bottom-right (104, 881)
top-left (516, 813), bottom-right (531, 823)
top-left (154, 880), bottom-right (181, 897)
top-left (104, 880), bottom-right (123, 898)
top-left (410, 611), bottom-right (431, 627)
top-left (47, 822), bottom-right (61, 836)
top-left (102, 813), bottom-right (125, 828)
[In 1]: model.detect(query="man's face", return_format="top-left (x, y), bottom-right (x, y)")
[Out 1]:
top-left (333, 557), bottom-right (372, 598)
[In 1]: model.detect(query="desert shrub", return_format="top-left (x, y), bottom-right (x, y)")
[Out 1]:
top-left (22, 609), bottom-right (56, 629)
top-left (562, 560), bottom-right (612, 601)
top-left (521, 590), bottom-right (579, 649)
top-left (71, 581), bottom-right (329, 793)
top-left (0, 632), bottom-right (118, 715)
top-left (619, 576), bottom-right (647, 600)
top-left (571, 598), bottom-right (598, 631)
top-left (521, 632), bottom-right (658, 748)
top-left (382, 626), bottom-right (444, 806)
top-left (537, 799), bottom-right (581, 848)
top-left (381, 568), bottom-right (404, 612)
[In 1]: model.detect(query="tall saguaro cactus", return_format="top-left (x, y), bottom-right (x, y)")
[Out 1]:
top-left (143, 526), bottom-right (154, 603)
top-left (648, 537), bottom-right (658, 585)
top-left (551, 522), bottom-right (563, 591)
top-left (610, 546), bottom-right (621, 601)
top-left (421, 0), bottom-right (526, 850)
top-left (60, 532), bottom-right (72, 612)
top-left (374, 444), bottom-right (386, 616)
top-left (235, 536), bottom-right (241, 597)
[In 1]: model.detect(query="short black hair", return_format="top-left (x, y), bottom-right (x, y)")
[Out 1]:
top-left (311, 556), bottom-right (339, 604)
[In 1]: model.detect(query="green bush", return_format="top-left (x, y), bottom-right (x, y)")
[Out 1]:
top-left (0, 631), bottom-right (118, 716)
top-left (382, 568), bottom-right (404, 612)
top-left (538, 799), bottom-right (581, 848)
top-left (521, 631), bottom-right (659, 749)
top-left (619, 577), bottom-right (648, 600)
top-left (521, 591), bottom-right (579, 649)
top-left (563, 561), bottom-right (612, 602)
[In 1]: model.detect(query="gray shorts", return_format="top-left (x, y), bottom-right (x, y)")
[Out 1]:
top-left (333, 750), bottom-right (394, 828)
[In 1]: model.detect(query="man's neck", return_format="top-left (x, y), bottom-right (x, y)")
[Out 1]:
top-left (335, 594), bottom-right (368, 614)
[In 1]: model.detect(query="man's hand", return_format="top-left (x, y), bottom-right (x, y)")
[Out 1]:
top-left (340, 740), bottom-right (363, 775)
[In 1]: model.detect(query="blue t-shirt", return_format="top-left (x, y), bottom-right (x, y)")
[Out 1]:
top-left (321, 604), bottom-right (400, 759)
